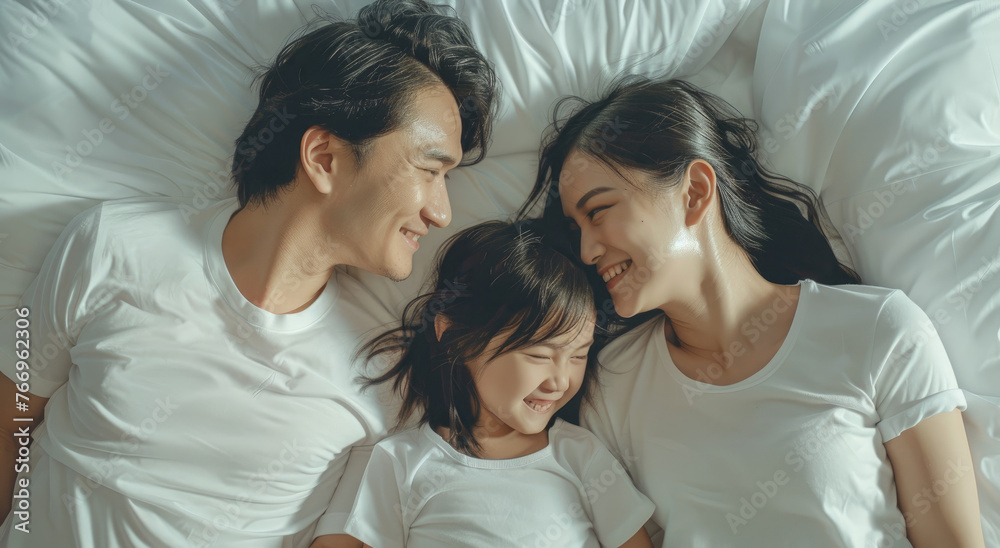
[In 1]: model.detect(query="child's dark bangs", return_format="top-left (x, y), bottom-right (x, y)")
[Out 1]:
top-left (490, 280), bottom-right (595, 358)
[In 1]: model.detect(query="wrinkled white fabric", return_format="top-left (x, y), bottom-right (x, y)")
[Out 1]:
top-left (0, 0), bottom-right (997, 543)
top-left (0, 198), bottom-right (396, 546)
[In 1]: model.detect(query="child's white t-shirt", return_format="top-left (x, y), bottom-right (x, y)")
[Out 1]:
top-left (344, 418), bottom-right (655, 547)
top-left (582, 279), bottom-right (967, 547)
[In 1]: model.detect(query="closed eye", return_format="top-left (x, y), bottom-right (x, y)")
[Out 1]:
top-left (586, 205), bottom-right (610, 220)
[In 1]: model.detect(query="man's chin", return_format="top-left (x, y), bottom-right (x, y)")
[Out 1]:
top-left (353, 256), bottom-right (412, 282)
top-left (386, 271), bottom-right (411, 282)
top-left (381, 263), bottom-right (413, 282)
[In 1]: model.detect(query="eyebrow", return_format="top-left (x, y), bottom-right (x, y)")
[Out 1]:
top-left (424, 148), bottom-right (460, 167)
top-left (575, 187), bottom-right (614, 210)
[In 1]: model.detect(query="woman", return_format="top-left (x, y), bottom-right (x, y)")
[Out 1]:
top-left (518, 78), bottom-right (984, 547)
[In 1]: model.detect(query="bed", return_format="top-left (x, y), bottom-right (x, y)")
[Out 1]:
top-left (1, 0), bottom-right (997, 542)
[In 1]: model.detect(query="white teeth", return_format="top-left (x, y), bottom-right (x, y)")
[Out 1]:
top-left (403, 230), bottom-right (420, 241)
top-left (602, 260), bottom-right (632, 283)
top-left (525, 400), bottom-right (553, 412)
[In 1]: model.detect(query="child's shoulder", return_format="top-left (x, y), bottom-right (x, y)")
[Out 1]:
top-left (548, 419), bottom-right (616, 466)
top-left (371, 424), bottom-right (431, 460)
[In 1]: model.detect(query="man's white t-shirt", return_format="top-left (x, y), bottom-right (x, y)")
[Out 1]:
top-left (582, 280), bottom-right (967, 548)
top-left (344, 419), bottom-right (655, 548)
top-left (0, 198), bottom-right (397, 547)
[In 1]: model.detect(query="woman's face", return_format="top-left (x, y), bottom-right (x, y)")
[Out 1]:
top-left (558, 149), bottom-right (703, 317)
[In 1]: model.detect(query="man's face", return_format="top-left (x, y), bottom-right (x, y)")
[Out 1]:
top-left (333, 83), bottom-right (463, 281)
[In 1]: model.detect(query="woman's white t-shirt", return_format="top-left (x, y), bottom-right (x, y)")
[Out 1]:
top-left (345, 419), bottom-right (655, 547)
top-left (582, 280), bottom-right (967, 547)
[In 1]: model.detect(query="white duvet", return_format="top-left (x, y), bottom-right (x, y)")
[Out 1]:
top-left (0, 0), bottom-right (997, 542)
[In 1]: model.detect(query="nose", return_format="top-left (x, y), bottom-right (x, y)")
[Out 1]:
top-left (542, 362), bottom-right (571, 394)
top-left (579, 226), bottom-right (604, 266)
top-left (422, 176), bottom-right (452, 229)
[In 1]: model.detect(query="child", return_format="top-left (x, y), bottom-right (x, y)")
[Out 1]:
top-left (344, 220), bottom-right (654, 547)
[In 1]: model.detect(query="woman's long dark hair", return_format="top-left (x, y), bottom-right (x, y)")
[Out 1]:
top-left (517, 77), bottom-right (860, 330)
top-left (357, 220), bottom-right (598, 457)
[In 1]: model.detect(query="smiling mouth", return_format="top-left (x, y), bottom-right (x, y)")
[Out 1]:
top-left (602, 260), bottom-right (632, 283)
top-left (524, 398), bottom-right (556, 413)
top-left (401, 229), bottom-right (421, 249)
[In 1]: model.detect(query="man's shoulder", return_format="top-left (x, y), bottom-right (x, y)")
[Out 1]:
top-left (57, 197), bottom-right (237, 281)
top-left (87, 197), bottom-right (236, 255)
top-left (43, 197), bottom-right (205, 260)
top-left (92, 196), bottom-right (233, 230)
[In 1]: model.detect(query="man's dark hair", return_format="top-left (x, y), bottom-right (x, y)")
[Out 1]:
top-left (232, 0), bottom-right (499, 208)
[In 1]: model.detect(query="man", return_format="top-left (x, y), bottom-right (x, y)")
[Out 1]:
top-left (0, 0), bottom-right (497, 545)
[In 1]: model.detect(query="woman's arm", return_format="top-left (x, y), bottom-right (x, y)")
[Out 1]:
top-left (617, 526), bottom-right (654, 548)
top-left (884, 409), bottom-right (984, 548)
top-left (309, 534), bottom-right (362, 548)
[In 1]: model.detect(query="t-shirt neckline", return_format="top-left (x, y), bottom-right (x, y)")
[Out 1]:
top-left (204, 197), bottom-right (339, 332)
top-left (421, 421), bottom-right (560, 469)
top-left (657, 279), bottom-right (811, 393)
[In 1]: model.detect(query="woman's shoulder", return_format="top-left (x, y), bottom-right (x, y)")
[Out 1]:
top-left (798, 279), bottom-right (931, 342)
top-left (597, 314), bottom-right (665, 367)
top-left (804, 278), bottom-right (901, 300)
top-left (801, 279), bottom-right (914, 319)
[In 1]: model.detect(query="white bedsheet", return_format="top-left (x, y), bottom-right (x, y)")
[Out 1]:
top-left (0, 0), bottom-right (996, 543)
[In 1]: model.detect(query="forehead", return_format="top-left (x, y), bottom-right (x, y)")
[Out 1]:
top-left (534, 313), bottom-right (597, 345)
top-left (488, 311), bottom-right (597, 353)
top-left (401, 86), bottom-right (463, 158)
top-left (558, 150), bottom-right (632, 216)
top-left (558, 150), bottom-right (624, 196)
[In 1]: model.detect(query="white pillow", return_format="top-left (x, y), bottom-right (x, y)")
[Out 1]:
top-left (1, 0), bottom-right (996, 540)
top-left (0, 0), bottom-right (753, 312)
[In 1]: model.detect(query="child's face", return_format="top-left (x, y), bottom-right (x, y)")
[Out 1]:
top-left (468, 317), bottom-right (596, 437)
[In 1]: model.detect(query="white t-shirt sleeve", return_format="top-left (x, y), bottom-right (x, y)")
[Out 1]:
top-left (871, 290), bottom-right (967, 441)
top-left (580, 434), bottom-right (656, 547)
top-left (0, 204), bottom-right (109, 397)
top-left (343, 444), bottom-right (407, 548)
top-left (313, 444), bottom-right (374, 537)
top-left (581, 388), bottom-right (625, 466)
top-left (582, 366), bottom-right (664, 543)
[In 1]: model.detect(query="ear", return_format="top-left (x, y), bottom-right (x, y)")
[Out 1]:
top-left (433, 314), bottom-right (452, 342)
top-left (299, 126), bottom-right (354, 196)
top-left (682, 159), bottom-right (716, 227)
